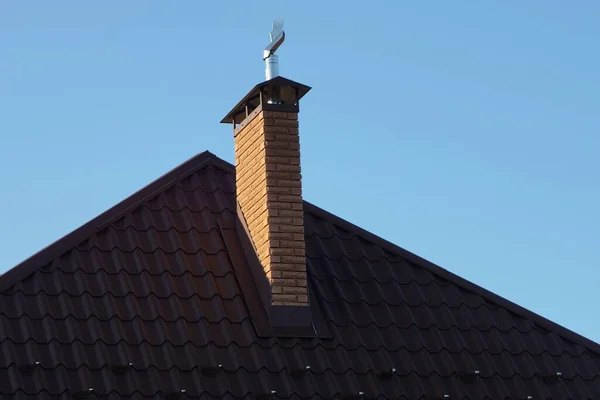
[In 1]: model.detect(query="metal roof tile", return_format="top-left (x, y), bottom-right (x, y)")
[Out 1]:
top-left (1, 152), bottom-right (600, 398)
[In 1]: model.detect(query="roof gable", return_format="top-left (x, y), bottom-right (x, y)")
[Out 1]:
top-left (1, 151), bottom-right (600, 398)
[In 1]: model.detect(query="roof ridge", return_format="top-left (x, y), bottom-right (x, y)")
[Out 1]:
top-left (0, 151), bottom-right (224, 294)
top-left (303, 201), bottom-right (600, 356)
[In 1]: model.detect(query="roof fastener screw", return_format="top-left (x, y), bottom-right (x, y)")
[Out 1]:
top-left (556, 371), bottom-right (562, 376)
top-left (391, 367), bottom-right (396, 372)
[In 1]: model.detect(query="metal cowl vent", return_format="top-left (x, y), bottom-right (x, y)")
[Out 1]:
top-left (263, 18), bottom-right (285, 82)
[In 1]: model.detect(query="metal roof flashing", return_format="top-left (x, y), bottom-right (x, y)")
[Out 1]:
top-left (232, 202), bottom-right (331, 339)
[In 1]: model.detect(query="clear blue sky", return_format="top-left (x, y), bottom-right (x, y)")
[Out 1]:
top-left (1, 2), bottom-right (599, 341)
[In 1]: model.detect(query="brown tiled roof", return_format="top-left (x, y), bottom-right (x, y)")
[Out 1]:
top-left (1, 151), bottom-right (600, 399)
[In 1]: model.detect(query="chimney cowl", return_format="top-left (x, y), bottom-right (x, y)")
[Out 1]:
top-left (263, 18), bottom-right (286, 81)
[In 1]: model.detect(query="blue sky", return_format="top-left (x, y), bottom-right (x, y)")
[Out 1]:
top-left (1, 2), bottom-right (599, 341)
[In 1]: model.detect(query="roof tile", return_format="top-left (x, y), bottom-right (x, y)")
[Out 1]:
top-left (1, 153), bottom-right (599, 398)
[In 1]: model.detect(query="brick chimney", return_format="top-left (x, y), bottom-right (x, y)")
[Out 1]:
top-left (221, 77), bottom-right (311, 307)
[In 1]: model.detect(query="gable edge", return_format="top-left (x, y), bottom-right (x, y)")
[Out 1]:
top-left (0, 151), bottom-right (223, 293)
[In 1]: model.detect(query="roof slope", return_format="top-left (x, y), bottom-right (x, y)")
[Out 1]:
top-left (1, 151), bottom-right (600, 399)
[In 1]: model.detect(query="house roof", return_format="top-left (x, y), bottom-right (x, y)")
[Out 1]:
top-left (1, 151), bottom-right (600, 399)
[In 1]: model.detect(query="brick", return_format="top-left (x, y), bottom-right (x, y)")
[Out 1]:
top-left (265, 171), bottom-right (291, 179)
top-left (266, 186), bottom-right (292, 195)
top-left (280, 255), bottom-right (306, 264)
top-left (279, 239), bottom-right (305, 248)
top-left (270, 247), bottom-right (295, 256)
top-left (265, 155), bottom-right (290, 164)
top-left (272, 294), bottom-right (298, 303)
top-left (280, 270), bottom-right (307, 279)
top-left (272, 119), bottom-right (298, 127)
top-left (267, 231), bottom-right (293, 240)
top-left (265, 193), bottom-right (279, 202)
top-left (296, 295), bottom-right (309, 303)
top-left (273, 149), bottom-right (301, 158)
top-left (277, 210), bottom-right (304, 218)
top-left (275, 164), bottom-right (301, 173)
top-left (264, 133), bottom-right (299, 142)
top-left (276, 180), bottom-right (301, 188)
top-left (270, 270), bottom-right (282, 279)
top-left (283, 286), bottom-right (308, 294)
top-left (265, 163), bottom-right (277, 172)
top-left (271, 278), bottom-right (298, 287)
top-left (265, 111), bottom-right (289, 119)
top-left (277, 225), bottom-right (304, 233)
top-left (277, 194), bottom-right (302, 203)
top-left (292, 218), bottom-right (304, 226)
top-left (271, 263), bottom-right (306, 272)
top-left (293, 248), bottom-right (305, 256)
top-left (265, 140), bottom-right (291, 150)
top-left (296, 279), bottom-right (307, 287)
top-left (263, 126), bottom-right (291, 134)
top-left (267, 201), bottom-right (293, 210)
top-left (271, 286), bottom-right (283, 294)
top-left (268, 216), bottom-right (293, 225)
top-left (265, 147), bottom-right (283, 157)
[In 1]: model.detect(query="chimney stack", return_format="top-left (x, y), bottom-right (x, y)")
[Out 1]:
top-left (222, 78), bottom-right (311, 307)
top-left (221, 20), bottom-right (311, 308)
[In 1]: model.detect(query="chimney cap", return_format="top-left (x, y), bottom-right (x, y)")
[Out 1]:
top-left (221, 76), bottom-right (311, 125)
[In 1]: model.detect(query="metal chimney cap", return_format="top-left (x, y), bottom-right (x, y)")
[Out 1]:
top-left (221, 76), bottom-right (311, 125)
